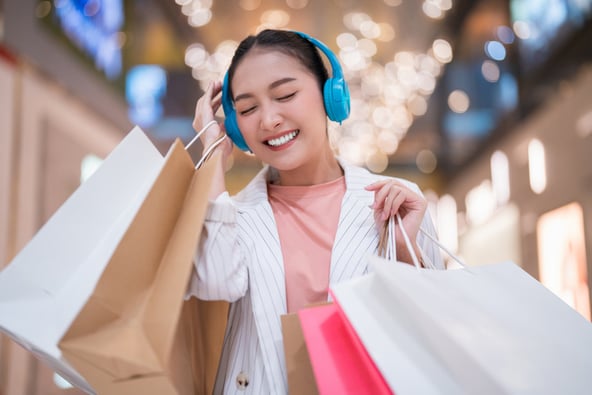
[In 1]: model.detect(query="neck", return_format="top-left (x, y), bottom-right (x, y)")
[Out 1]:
top-left (274, 154), bottom-right (343, 186)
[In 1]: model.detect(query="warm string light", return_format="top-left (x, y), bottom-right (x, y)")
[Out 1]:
top-left (177, 2), bottom-right (455, 173)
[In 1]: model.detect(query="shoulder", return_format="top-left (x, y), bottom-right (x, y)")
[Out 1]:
top-left (340, 159), bottom-right (380, 191)
top-left (231, 166), bottom-right (270, 208)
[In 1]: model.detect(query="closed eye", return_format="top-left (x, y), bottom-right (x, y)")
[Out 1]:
top-left (238, 91), bottom-right (296, 115)
top-left (239, 106), bottom-right (256, 116)
top-left (277, 92), bottom-right (296, 101)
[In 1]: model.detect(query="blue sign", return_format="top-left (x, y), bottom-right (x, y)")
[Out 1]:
top-left (54, 0), bottom-right (124, 79)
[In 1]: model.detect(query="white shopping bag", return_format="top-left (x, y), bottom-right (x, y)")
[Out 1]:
top-left (0, 127), bottom-right (167, 393)
top-left (331, 216), bottom-right (592, 395)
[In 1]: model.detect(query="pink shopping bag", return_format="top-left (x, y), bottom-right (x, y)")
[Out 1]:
top-left (298, 303), bottom-right (393, 395)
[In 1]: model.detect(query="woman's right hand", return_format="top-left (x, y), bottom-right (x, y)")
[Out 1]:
top-left (192, 80), bottom-right (233, 159)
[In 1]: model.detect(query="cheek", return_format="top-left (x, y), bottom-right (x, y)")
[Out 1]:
top-left (304, 91), bottom-right (328, 119)
top-left (236, 117), bottom-right (259, 143)
top-left (239, 124), bottom-right (269, 157)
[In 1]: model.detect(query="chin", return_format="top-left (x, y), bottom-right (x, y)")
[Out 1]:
top-left (266, 155), bottom-right (306, 172)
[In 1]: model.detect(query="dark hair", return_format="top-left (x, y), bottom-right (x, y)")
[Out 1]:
top-left (226, 29), bottom-right (329, 101)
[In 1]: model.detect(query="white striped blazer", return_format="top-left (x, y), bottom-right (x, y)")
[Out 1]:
top-left (187, 159), bottom-right (444, 394)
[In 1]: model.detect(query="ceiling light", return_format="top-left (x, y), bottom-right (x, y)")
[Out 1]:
top-left (490, 150), bottom-right (510, 205)
top-left (575, 110), bottom-right (592, 138)
top-left (260, 9), bottom-right (290, 27)
top-left (286, 0), bottom-right (309, 9)
top-left (239, 0), bottom-right (261, 11)
top-left (528, 139), bottom-right (547, 194)
top-left (481, 60), bottom-right (500, 82)
top-left (432, 39), bottom-right (453, 63)
top-left (496, 25), bottom-right (515, 44)
top-left (423, 1), bottom-right (443, 19)
top-left (512, 20), bottom-right (531, 39)
top-left (448, 89), bottom-right (470, 113)
top-left (416, 149), bottom-right (438, 174)
top-left (366, 149), bottom-right (389, 173)
top-left (188, 9), bottom-right (212, 27)
top-left (484, 40), bottom-right (506, 61)
top-left (377, 23), bottom-right (396, 42)
top-left (337, 32), bottom-right (357, 49)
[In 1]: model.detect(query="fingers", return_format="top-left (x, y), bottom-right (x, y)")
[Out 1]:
top-left (366, 179), bottom-right (426, 223)
top-left (384, 189), bottom-right (406, 221)
top-left (375, 185), bottom-right (405, 221)
top-left (193, 81), bottom-right (223, 131)
top-left (364, 179), bottom-right (389, 192)
top-left (212, 95), bottom-right (222, 114)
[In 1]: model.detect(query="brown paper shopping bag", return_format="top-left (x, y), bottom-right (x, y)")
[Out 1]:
top-left (0, 127), bottom-right (176, 393)
top-left (281, 312), bottom-right (319, 395)
top-left (57, 135), bottom-right (228, 394)
top-left (181, 297), bottom-right (228, 395)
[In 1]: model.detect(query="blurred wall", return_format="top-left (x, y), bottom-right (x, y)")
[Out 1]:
top-left (444, 64), bottom-right (592, 308)
top-left (0, 52), bottom-right (121, 395)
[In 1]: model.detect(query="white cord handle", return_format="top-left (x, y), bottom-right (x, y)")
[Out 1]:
top-left (395, 213), bottom-right (422, 270)
top-left (184, 120), bottom-right (227, 169)
top-left (385, 218), bottom-right (395, 262)
top-left (185, 119), bottom-right (218, 151)
top-left (385, 215), bottom-right (421, 269)
top-left (386, 214), bottom-right (467, 270)
top-left (195, 134), bottom-right (227, 169)
top-left (419, 226), bottom-right (466, 268)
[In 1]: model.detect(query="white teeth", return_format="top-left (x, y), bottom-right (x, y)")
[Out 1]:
top-left (267, 131), bottom-right (298, 147)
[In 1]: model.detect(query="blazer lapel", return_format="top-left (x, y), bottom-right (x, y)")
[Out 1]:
top-left (235, 167), bottom-right (288, 392)
top-left (235, 166), bottom-right (287, 315)
top-left (330, 162), bottom-right (381, 284)
top-left (234, 162), bottom-right (382, 392)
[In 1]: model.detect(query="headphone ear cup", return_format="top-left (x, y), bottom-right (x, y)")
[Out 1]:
top-left (223, 111), bottom-right (250, 151)
top-left (323, 77), bottom-right (351, 123)
top-left (221, 72), bottom-right (250, 151)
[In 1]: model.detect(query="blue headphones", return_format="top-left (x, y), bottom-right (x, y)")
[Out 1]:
top-left (221, 31), bottom-right (351, 151)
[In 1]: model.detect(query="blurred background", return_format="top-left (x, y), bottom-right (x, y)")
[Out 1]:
top-left (0, 0), bottom-right (591, 393)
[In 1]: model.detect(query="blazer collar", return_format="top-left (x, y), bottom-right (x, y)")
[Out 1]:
top-left (234, 157), bottom-right (375, 207)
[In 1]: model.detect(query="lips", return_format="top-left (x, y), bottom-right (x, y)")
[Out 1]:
top-left (265, 130), bottom-right (300, 147)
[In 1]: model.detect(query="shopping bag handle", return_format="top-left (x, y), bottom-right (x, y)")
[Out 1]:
top-left (184, 120), bottom-right (228, 169)
top-left (385, 214), bottom-right (467, 270)
top-left (378, 216), bottom-right (402, 263)
top-left (390, 214), bottom-right (422, 270)
top-left (417, 226), bottom-right (466, 269)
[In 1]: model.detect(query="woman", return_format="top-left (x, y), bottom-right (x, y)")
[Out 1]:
top-left (188, 29), bottom-right (444, 394)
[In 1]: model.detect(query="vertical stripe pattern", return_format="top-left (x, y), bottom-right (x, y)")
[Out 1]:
top-left (188, 159), bottom-right (445, 394)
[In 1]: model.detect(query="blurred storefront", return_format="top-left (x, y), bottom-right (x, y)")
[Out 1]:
top-left (442, 63), bottom-right (592, 319)
top-left (1, 0), bottom-right (127, 392)
top-left (0, 0), bottom-right (591, 394)
top-left (430, 0), bottom-right (592, 324)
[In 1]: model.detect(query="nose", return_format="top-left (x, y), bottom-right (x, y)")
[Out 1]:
top-left (260, 102), bottom-right (282, 131)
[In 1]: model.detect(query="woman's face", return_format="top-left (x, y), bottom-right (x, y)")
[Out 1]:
top-left (230, 48), bottom-right (329, 172)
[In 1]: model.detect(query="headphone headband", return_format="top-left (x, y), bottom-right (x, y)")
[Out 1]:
top-left (293, 31), bottom-right (344, 81)
top-left (222, 30), bottom-right (351, 151)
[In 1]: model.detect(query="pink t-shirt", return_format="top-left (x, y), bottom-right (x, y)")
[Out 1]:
top-left (268, 176), bottom-right (346, 313)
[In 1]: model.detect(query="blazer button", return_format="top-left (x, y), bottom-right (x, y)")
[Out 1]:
top-left (236, 371), bottom-right (249, 390)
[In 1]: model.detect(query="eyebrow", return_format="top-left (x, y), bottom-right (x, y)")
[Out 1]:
top-left (234, 77), bottom-right (297, 102)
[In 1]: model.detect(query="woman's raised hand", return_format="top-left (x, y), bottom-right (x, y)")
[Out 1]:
top-left (365, 179), bottom-right (427, 264)
top-left (193, 81), bottom-right (233, 158)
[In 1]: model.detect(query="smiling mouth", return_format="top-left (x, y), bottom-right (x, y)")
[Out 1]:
top-left (265, 130), bottom-right (299, 147)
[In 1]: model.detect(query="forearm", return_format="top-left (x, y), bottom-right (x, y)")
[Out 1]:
top-left (186, 194), bottom-right (248, 301)
top-left (193, 221), bottom-right (248, 301)
top-left (204, 149), bottom-right (229, 200)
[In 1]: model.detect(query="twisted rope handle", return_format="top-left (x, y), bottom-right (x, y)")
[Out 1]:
top-left (184, 120), bottom-right (228, 169)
